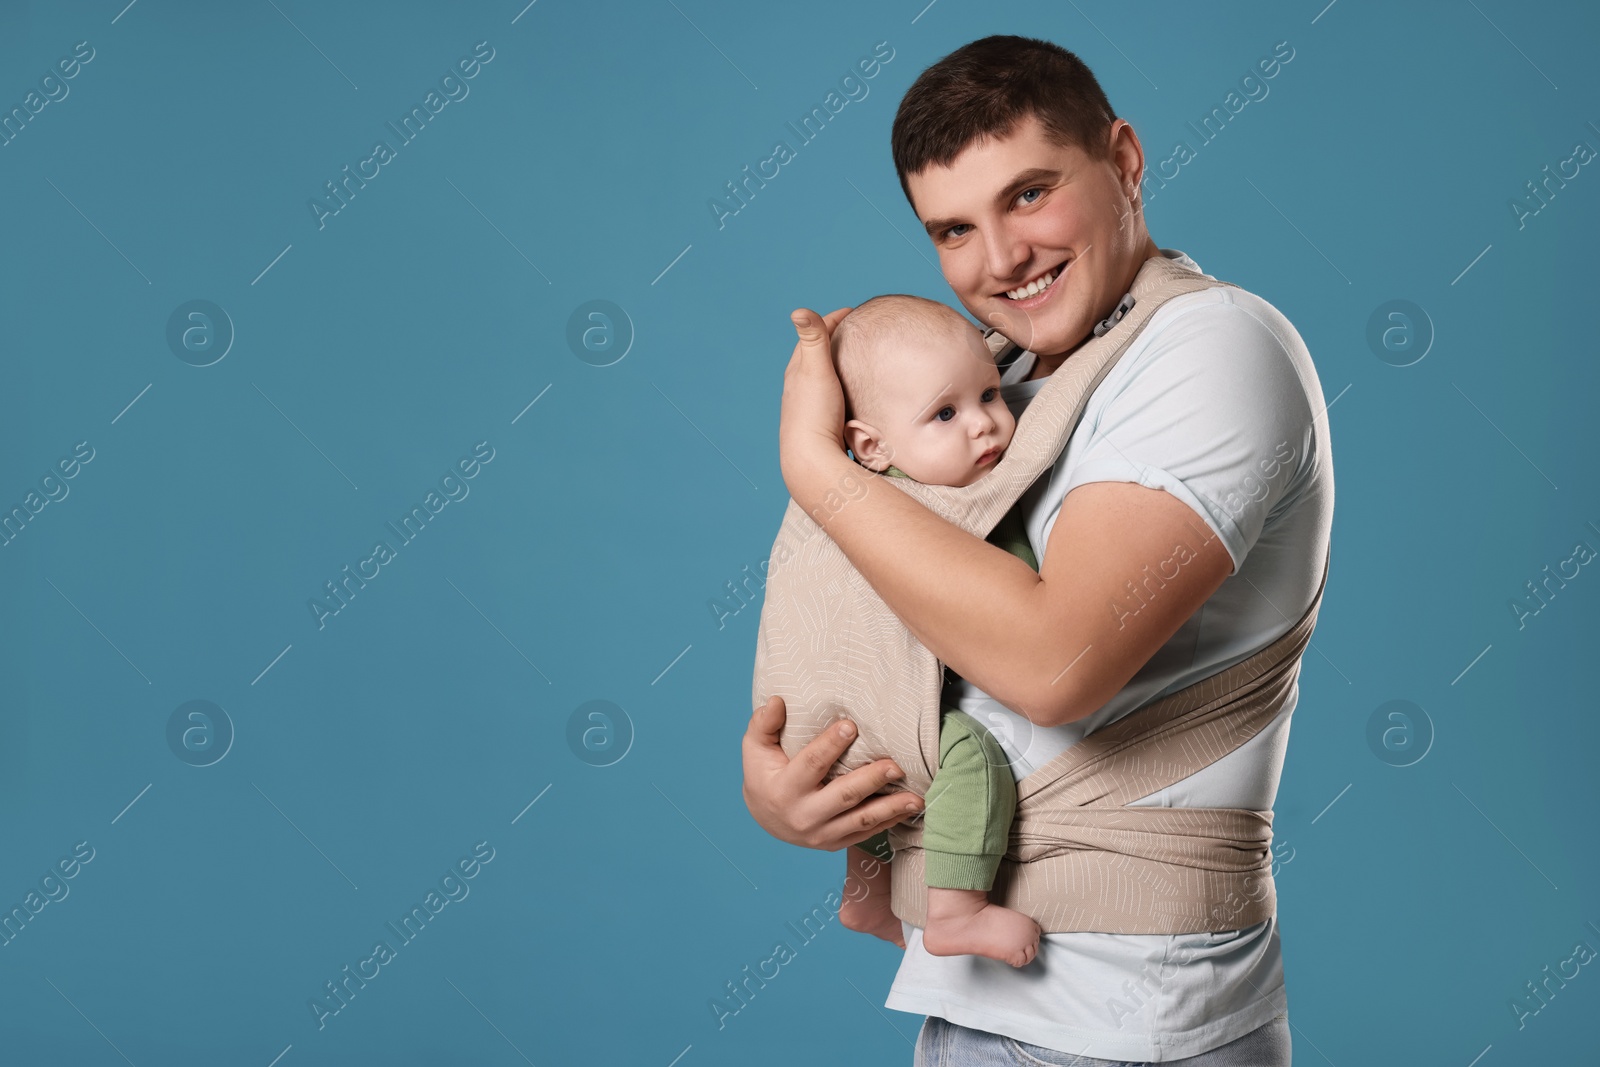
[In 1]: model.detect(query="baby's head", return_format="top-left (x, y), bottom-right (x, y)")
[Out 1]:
top-left (831, 294), bottom-right (1016, 488)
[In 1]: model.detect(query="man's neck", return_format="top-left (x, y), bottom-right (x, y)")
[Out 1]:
top-left (1026, 241), bottom-right (1161, 379)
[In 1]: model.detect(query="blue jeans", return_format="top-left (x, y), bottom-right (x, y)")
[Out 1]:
top-left (913, 1013), bottom-right (1291, 1066)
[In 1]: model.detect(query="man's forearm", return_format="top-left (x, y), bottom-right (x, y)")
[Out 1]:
top-left (801, 453), bottom-right (1068, 723)
top-left (795, 452), bottom-right (1235, 728)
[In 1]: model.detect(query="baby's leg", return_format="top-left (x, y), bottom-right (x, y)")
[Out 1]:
top-left (920, 709), bottom-right (1041, 968)
top-left (838, 832), bottom-right (904, 947)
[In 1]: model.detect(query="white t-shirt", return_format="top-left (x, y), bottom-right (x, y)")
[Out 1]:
top-left (883, 249), bottom-right (1335, 1062)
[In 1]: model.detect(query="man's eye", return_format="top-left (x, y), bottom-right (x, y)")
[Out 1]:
top-left (943, 223), bottom-right (971, 239)
top-left (935, 406), bottom-right (955, 422)
top-left (1018, 187), bottom-right (1043, 205)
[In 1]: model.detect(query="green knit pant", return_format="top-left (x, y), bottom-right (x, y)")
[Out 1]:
top-left (858, 708), bottom-right (1016, 891)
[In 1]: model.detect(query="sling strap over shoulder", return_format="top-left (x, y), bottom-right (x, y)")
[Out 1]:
top-left (751, 254), bottom-right (1326, 933)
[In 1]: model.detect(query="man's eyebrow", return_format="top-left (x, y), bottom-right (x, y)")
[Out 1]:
top-left (921, 167), bottom-right (1064, 237)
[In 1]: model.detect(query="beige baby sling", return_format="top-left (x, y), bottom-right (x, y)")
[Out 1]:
top-left (751, 253), bottom-right (1328, 934)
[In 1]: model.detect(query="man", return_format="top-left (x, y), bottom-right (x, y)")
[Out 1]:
top-left (743, 35), bottom-right (1331, 1065)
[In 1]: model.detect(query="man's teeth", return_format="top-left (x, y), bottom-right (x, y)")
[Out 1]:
top-left (1004, 265), bottom-right (1064, 301)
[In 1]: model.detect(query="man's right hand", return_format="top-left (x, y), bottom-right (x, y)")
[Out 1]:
top-left (741, 695), bottom-right (924, 852)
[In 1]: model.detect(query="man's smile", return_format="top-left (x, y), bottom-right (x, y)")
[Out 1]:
top-left (1000, 258), bottom-right (1071, 304)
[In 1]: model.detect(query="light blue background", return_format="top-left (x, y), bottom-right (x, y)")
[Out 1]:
top-left (2, 1), bottom-right (1597, 1064)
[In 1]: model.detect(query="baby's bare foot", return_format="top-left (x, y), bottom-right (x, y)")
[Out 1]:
top-left (840, 889), bottom-right (906, 947)
top-left (921, 887), bottom-right (1041, 968)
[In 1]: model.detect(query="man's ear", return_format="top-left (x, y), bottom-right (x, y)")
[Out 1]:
top-left (843, 419), bottom-right (894, 471)
top-left (1108, 118), bottom-right (1145, 196)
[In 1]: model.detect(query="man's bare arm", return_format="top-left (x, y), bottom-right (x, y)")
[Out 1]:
top-left (792, 452), bottom-right (1232, 727)
top-left (1029, 479), bottom-right (1234, 722)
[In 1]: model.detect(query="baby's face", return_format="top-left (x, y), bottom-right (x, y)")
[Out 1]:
top-left (863, 326), bottom-right (1016, 488)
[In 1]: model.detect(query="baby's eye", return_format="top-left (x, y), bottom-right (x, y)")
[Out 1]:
top-left (981, 388), bottom-right (998, 402)
top-left (935, 406), bottom-right (955, 422)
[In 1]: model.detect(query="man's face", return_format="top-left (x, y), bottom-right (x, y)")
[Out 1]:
top-left (906, 113), bottom-right (1150, 359)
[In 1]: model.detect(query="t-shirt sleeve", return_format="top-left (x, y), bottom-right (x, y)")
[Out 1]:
top-left (1046, 297), bottom-right (1315, 574)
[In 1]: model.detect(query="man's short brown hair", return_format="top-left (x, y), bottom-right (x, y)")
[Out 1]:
top-left (890, 35), bottom-right (1117, 209)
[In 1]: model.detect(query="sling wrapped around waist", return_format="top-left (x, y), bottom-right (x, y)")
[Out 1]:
top-left (885, 554), bottom-right (1324, 934)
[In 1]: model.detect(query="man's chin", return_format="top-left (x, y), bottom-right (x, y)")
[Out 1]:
top-left (985, 306), bottom-right (1083, 358)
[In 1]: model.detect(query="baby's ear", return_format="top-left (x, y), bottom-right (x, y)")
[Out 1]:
top-left (843, 419), bottom-right (892, 471)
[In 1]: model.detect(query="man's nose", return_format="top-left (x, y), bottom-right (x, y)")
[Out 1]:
top-left (982, 227), bottom-right (1028, 282)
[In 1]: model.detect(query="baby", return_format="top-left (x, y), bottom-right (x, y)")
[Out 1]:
top-left (828, 293), bottom-right (1042, 968)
